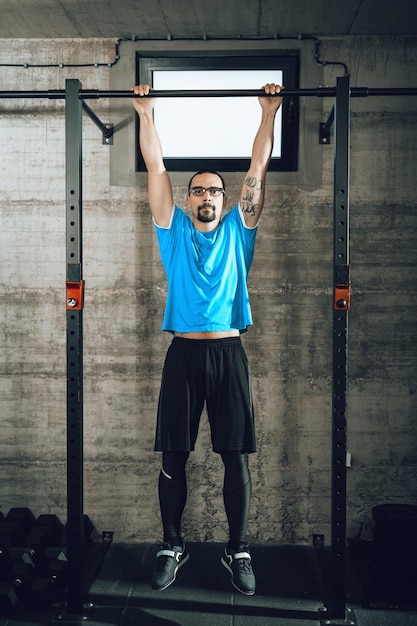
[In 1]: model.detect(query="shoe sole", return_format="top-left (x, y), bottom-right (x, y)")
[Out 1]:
top-left (221, 555), bottom-right (256, 596)
top-left (152, 552), bottom-right (190, 591)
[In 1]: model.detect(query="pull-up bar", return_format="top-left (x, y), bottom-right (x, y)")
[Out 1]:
top-left (2, 86), bottom-right (414, 146)
top-left (0, 86), bottom-right (416, 99)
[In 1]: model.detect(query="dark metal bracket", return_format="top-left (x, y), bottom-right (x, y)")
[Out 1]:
top-left (320, 105), bottom-right (335, 144)
top-left (318, 607), bottom-right (357, 625)
top-left (82, 101), bottom-right (113, 144)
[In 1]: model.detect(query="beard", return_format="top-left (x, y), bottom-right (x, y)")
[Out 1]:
top-left (197, 202), bottom-right (216, 223)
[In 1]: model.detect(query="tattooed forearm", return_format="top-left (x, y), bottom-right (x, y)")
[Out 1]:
top-left (241, 200), bottom-right (261, 215)
top-left (241, 189), bottom-right (259, 215)
top-left (245, 176), bottom-right (263, 191)
top-left (241, 176), bottom-right (264, 215)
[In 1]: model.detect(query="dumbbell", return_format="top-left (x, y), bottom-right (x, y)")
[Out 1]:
top-left (0, 581), bottom-right (19, 613)
top-left (25, 576), bottom-right (58, 610)
top-left (28, 517), bottom-right (67, 608)
top-left (5, 508), bottom-right (36, 535)
top-left (0, 542), bottom-right (36, 602)
top-left (0, 551), bottom-right (36, 612)
top-left (36, 514), bottom-right (64, 545)
top-left (0, 521), bottom-right (26, 548)
top-left (38, 546), bottom-right (68, 593)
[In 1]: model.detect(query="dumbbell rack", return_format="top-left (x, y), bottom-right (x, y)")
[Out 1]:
top-left (0, 507), bottom-right (78, 612)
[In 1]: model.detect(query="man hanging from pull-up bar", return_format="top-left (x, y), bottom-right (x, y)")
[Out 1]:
top-left (132, 82), bottom-right (283, 595)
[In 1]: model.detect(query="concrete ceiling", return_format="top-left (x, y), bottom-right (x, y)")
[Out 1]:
top-left (0, 0), bottom-right (416, 39)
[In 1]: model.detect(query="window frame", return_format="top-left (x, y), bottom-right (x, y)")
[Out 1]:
top-left (136, 50), bottom-right (299, 173)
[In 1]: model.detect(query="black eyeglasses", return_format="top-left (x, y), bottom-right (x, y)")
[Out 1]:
top-left (189, 186), bottom-right (225, 197)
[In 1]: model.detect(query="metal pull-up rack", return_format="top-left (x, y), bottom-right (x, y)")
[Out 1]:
top-left (2, 77), bottom-right (416, 624)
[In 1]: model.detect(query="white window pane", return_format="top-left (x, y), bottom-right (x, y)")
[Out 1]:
top-left (153, 70), bottom-right (283, 159)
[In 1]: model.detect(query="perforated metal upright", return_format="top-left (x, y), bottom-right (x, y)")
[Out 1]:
top-left (328, 74), bottom-right (352, 624)
top-left (65, 78), bottom-right (85, 617)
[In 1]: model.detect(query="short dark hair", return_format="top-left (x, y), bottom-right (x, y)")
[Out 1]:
top-left (187, 170), bottom-right (226, 195)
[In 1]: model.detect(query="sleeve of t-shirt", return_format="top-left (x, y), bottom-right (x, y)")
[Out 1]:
top-left (153, 205), bottom-right (183, 273)
top-left (229, 204), bottom-right (258, 265)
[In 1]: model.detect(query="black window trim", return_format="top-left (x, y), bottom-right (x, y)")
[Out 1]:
top-left (136, 50), bottom-right (299, 173)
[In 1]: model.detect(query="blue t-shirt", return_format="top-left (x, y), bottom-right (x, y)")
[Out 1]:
top-left (154, 204), bottom-right (258, 333)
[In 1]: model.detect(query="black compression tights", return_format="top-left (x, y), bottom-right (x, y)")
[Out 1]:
top-left (158, 451), bottom-right (189, 546)
top-left (221, 451), bottom-right (252, 551)
top-left (158, 450), bottom-right (251, 549)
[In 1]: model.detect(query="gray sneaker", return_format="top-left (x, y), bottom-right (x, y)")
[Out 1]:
top-left (151, 542), bottom-right (190, 591)
top-left (221, 544), bottom-right (256, 595)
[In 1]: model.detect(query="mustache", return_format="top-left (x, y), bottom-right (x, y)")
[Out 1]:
top-left (198, 202), bottom-right (215, 210)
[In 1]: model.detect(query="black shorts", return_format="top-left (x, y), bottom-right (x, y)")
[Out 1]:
top-left (155, 337), bottom-right (256, 454)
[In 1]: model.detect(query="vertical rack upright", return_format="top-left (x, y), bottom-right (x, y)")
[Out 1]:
top-left (329, 74), bottom-right (351, 623)
top-left (65, 78), bottom-right (85, 617)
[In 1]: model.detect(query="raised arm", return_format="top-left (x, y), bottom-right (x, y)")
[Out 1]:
top-left (240, 83), bottom-right (284, 228)
top-left (132, 85), bottom-right (174, 227)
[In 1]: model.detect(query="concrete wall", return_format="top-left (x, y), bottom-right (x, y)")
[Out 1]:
top-left (0, 36), bottom-right (416, 545)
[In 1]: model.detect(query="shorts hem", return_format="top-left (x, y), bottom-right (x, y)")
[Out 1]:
top-left (212, 446), bottom-right (257, 454)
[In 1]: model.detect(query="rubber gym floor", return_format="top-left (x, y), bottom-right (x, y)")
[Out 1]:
top-left (1, 541), bottom-right (416, 626)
